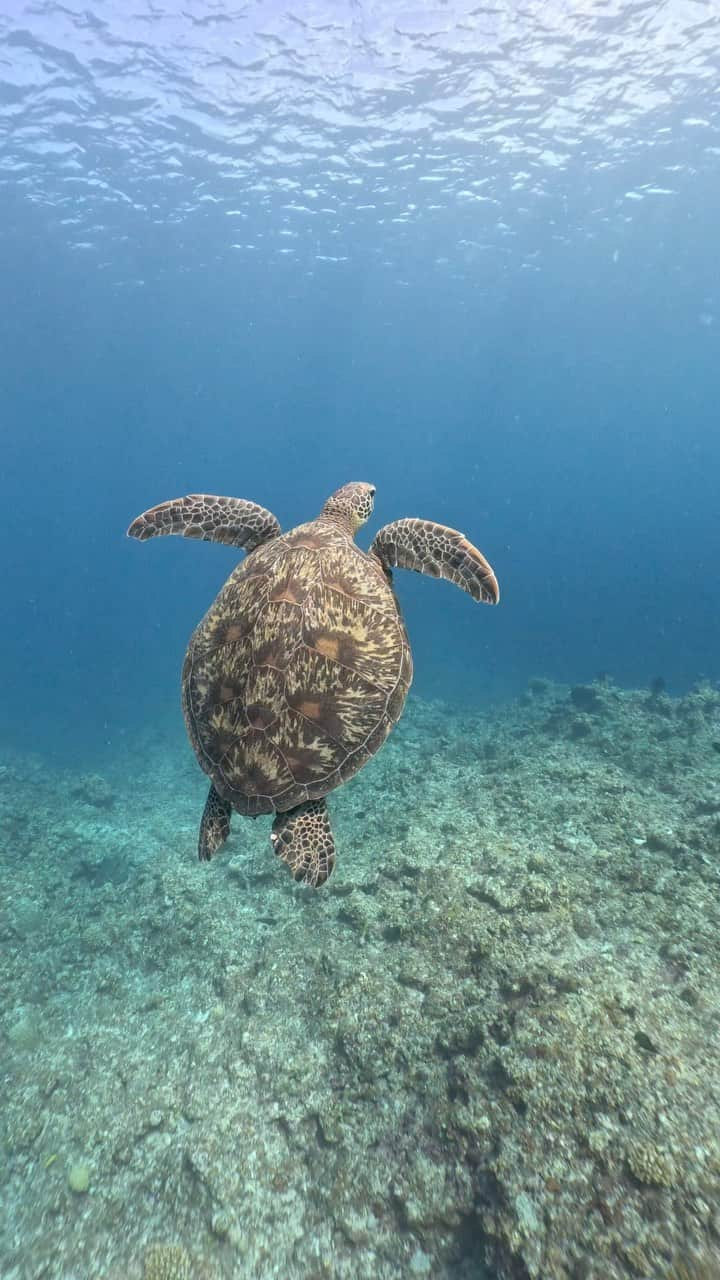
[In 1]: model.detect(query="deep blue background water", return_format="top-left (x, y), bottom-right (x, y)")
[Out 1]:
top-left (1, 2), bottom-right (719, 765)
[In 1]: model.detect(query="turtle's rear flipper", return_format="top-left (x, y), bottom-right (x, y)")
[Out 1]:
top-left (198, 785), bottom-right (232, 861)
top-left (371, 518), bottom-right (499, 604)
top-left (127, 495), bottom-right (281, 552)
top-left (270, 800), bottom-right (336, 888)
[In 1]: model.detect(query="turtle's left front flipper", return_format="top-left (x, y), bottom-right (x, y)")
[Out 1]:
top-left (371, 518), bottom-right (499, 604)
top-left (127, 494), bottom-right (281, 551)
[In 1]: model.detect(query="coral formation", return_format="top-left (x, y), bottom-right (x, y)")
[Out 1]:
top-left (143, 1244), bottom-right (193, 1280)
top-left (627, 1140), bottom-right (676, 1188)
top-left (1, 678), bottom-right (720, 1277)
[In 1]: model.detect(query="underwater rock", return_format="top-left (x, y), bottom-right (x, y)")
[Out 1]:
top-left (627, 1140), bottom-right (676, 1188)
top-left (71, 772), bottom-right (115, 809)
top-left (67, 1162), bottom-right (90, 1193)
top-left (6, 1012), bottom-right (41, 1052)
top-left (569, 713), bottom-right (593, 738)
top-left (11, 897), bottom-right (45, 937)
top-left (209, 1209), bottom-right (232, 1239)
top-left (570, 684), bottom-right (605, 714)
top-left (527, 677), bottom-right (554, 697)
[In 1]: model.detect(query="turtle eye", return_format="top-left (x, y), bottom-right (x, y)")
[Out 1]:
top-left (369, 487), bottom-right (376, 497)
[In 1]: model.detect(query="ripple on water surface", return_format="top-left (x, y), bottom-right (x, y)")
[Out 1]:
top-left (1, 0), bottom-right (718, 277)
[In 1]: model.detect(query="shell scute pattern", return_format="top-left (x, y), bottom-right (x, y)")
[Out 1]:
top-left (251, 600), bottom-right (303, 670)
top-left (223, 733), bottom-right (293, 802)
top-left (184, 521), bottom-right (411, 815)
top-left (284, 651), bottom-right (389, 749)
top-left (283, 520), bottom-right (342, 552)
top-left (302, 588), bottom-right (402, 689)
top-left (243, 665), bottom-right (286, 729)
top-left (266, 544), bottom-right (322, 603)
top-left (319, 543), bottom-right (393, 610)
top-left (183, 636), bottom-right (253, 718)
top-left (193, 568), bottom-right (271, 654)
top-left (274, 706), bottom-right (349, 781)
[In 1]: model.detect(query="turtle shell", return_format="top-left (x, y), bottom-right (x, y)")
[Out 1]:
top-left (182, 519), bottom-right (413, 816)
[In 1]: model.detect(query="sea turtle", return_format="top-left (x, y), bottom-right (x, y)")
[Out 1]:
top-left (128, 483), bottom-right (499, 886)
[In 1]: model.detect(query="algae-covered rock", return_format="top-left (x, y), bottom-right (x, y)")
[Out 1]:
top-left (71, 772), bottom-right (115, 809)
top-left (6, 1012), bottom-right (41, 1051)
top-left (627, 1140), bottom-right (677, 1188)
top-left (67, 1162), bottom-right (90, 1193)
top-left (143, 1244), bottom-right (193, 1280)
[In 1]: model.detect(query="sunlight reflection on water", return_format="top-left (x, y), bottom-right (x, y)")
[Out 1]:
top-left (0, 0), bottom-right (718, 274)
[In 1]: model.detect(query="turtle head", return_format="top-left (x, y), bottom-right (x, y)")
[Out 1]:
top-left (321, 482), bottom-right (375, 534)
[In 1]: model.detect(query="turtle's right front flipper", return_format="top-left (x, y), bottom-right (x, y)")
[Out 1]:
top-left (371, 518), bottom-right (499, 604)
top-left (127, 494), bottom-right (281, 551)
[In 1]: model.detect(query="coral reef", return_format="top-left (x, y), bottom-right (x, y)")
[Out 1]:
top-left (143, 1244), bottom-right (193, 1280)
top-left (1, 678), bottom-right (720, 1277)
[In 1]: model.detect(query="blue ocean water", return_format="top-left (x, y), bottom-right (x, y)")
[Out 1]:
top-left (4, 8), bottom-right (720, 1280)
top-left (2, 1), bottom-right (718, 765)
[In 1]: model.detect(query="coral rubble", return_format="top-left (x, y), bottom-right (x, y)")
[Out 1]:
top-left (1, 679), bottom-right (720, 1277)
